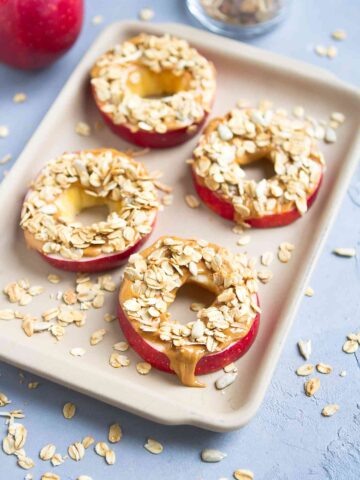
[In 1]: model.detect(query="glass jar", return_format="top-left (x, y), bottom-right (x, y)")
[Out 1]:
top-left (186, 0), bottom-right (292, 38)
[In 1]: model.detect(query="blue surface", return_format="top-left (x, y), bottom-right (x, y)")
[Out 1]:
top-left (1, 1), bottom-right (360, 479)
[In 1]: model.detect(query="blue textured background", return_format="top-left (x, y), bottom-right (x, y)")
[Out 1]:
top-left (1, 1), bottom-right (359, 479)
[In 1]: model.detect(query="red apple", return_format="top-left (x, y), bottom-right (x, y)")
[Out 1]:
top-left (192, 169), bottom-right (323, 228)
top-left (0, 0), bottom-right (83, 70)
top-left (118, 291), bottom-right (260, 378)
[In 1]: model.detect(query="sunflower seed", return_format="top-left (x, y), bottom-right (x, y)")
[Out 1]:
top-left (215, 372), bottom-right (237, 390)
top-left (316, 363), bottom-right (333, 374)
top-left (333, 247), bottom-right (356, 257)
top-left (144, 438), bottom-right (163, 454)
top-left (298, 339), bottom-right (312, 360)
top-left (201, 448), bottom-right (227, 463)
top-left (296, 364), bottom-right (314, 376)
top-left (233, 469), bottom-right (254, 480)
top-left (77, 476), bottom-right (93, 480)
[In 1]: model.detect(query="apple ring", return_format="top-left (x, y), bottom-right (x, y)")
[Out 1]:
top-left (191, 105), bottom-right (325, 227)
top-left (20, 149), bottom-right (159, 272)
top-left (118, 236), bottom-right (260, 387)
top-left (90, 33), bottom-right (216, 148)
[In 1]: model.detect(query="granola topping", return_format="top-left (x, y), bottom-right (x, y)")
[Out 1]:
top-left (91, 34), bottom-right (216, 134)
top-left (20, 149), bottom-right (159, 261)
top-left (192, 105), bottom-right (325, 222)
top-left (120, 236), bottom-right (260, 387)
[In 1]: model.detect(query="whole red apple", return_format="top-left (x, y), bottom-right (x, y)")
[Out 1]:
top-left (0, 0), bottom-right (84, 69)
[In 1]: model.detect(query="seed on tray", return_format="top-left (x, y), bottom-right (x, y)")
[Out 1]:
top-left (113, 341), bottom-right (129, 352)
top-left (333, 247), bottom-right (356, 257)
top-left (331, 29), bottom-right (346, 41)
top-left (215, 372), bottom-right (237, 390)
top-left (70, 347), bottom-right (86, 357)
top-left (304, 377), bottom-right (320, 397)
top-left (90, 328), bottom-right (107, 345)
top-left (185, 194), bottom-right (200, 209)
top-left (304, 287), bottom-right (314, 297)
top-left (13, 92), bottom-right (27, 103)
top-left (138, 8), bottom-right (154, 21)
top-left (0, 125), bottom-right (9, 138)
top-left (109, 352), bottom-right (130, 368)
top-left (75, 121), bottom-right (91, 136)
top-left (47, 274), bottom-right (61, 284)
top-left (51, 453), bottom-right (65, 466)
top-left (104, 313), bottom-right (116, 323)
top-left (95, 442), bottom-right (110, 457)
top-left (108, 423), bottom-right (122, 444)
top-left (233, 469), bottom-right (254, 480)
top-left (325, 127), bottom-right (337, 143)
top-left (327, 46), bottom-right (338, 59)
top-left (0, 392), bottom-right (11, 406)
top-left (321, 404), bottom-right (339, 417)
top-left (105, 449), bottom-right (116, 465)
top-left (18, 457), bottom-right (35, 469)
top-left (343, 339), bottom-right (358, 354)
top-left (91, 15), bottom-right (103, 25)
top-left (314, 45), bottom-right (327, 57)
top-left (0, 153), bottom-right (11, 164)
top-left (68, 442), bottom-right (85, 461)
top-left (260, 251), bottom-right (274, 266)
top-left (40, 444), bottom-right (56, 461)
top-left (330, 112), bottom-right (346, 124)
top-left (257, 270), bottom-right (273, 284)
top-left (77, 476), bottom-right (92, 480)
top-left (0, 309), bottom-right (15, 320)
top-left (223, 363), bottom-right (237, 373)
top-left (41, 473), bottom-right (60, 480)
top-left (298, 339), bottom-right (312, 360)
top-left (316, 363), bottom-right (333, 374)
top-left (28, 381), bottom-right (39, 389)
top-left (82, 436), bottom-right (95, 449)
top-left (237, 235), bottom-right (251, 247)
top-left (339, 370), bottom-right (347, 377)
top-left (63, 402), bottom-right (76, 419)
top-left (136, 362), bottom-right (152, 375)
top-left (278, 242), bottom-right (295, 263)
top-left (144, 438), bottom-right (163, 454)
top-left (201, 448), bottom-right (227, 463)
top-left (63, 289), bottom-right (77, 305)
top-left (296, 364), bottom-right (314, 376)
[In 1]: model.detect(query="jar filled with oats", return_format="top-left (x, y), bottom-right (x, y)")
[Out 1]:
top-left (186, 0), bottom-right (291, 38)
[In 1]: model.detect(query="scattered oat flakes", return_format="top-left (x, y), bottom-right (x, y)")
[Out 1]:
top-left (144, 438), bottom-right (163, 454)
top-left (278, 242), bottom-right (294, 263)
top-left (113, 341), bottom-right (129, 352)
top-left (70, 347), bottom-right (86, 357)
top-left (260, 251), bottom-right (274, 267)
top-left (185, 194), bottom-right (200, 209)
top-left (316, 363), bottom-right (333, 374)
top-left (327, 46), bottom-right (338, 59)
top-left (343, 339), bottom-right (358, 354)
top-left (322, 403), bottom-right (339, 417)
top-left (0, 153), bottom-right (11, 165)
top-left (62, 289), bottom-right (77, 305)
top-left (0, 125), bottom-right (9, 138)
top-left (138, 8), bottom-right (154, 21)
top-left (13, 92), bottom-right (27, 103)
top-left (305, 286), bottom-right (314, 297)
top-left (75, 121), bottom-right (91, 137)
top-left (41, 473), bottom-right (60, 480)
top-left (136, 362), bottom-right (152, 375)
top-left (104, 313), bottom-right (116, 323)
top-left (233, 469), bottom-right (254, 480)
top-left (95, 442), bottom-right (109, 457)
top-left (68, 442), bottom-right (85, 461)
top-left (40, 444), bottom-right (56, 461)
top-left (298, 339), bottom-right (312, 360)
top-left (332, 29), bottom-right (346, 41)
top-left (154, 180), bottom-right (172, 193)
top-left (314, 45), bottom-right (327, 57)
top-left (82, 436), bottom-right (95, 449)
top-left (333, 247), bottom-right (356, 257)
top-left (201, 448), bottom-right (227, 463)
top-left (237, 235), bottom-right (251, 247)
top-left (92, 15), bottom-right (103, 25)
top-left (51, 453), bottom-right (65, 466)
top-left (0, 309), bottom-right (15, 320)
top-left (90, 328), bottom-right (107, 346)
top-left (304, 377), bottom-right (320, 396)
top-left (215, 371), bottom-right (237, 390)
top-left (109, 352), bottom-right (130, 368)
top-left (257, 270), bottom-right (273, 284)
top-left (105, 449), bottom-right (116, 465)
top-left (296, 364), bottom-right (314, 376)
top-left (63, 402), bottom-right (76, 419)
top-left (47, 274), bottom-right (61, 284)
top-left (108, 423), bottom-right (122, 444)
top-left (18, 456), bottom-right (35, 469)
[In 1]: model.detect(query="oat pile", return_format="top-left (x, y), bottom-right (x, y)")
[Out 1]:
top-left (122, 237), bottom-right (260, 354)
top-left (91, 34), bottom-right (216, 134)
top-left (192, 104), bottom-right (326, 221)
top-left (20, 150), bottom-right (159, 261)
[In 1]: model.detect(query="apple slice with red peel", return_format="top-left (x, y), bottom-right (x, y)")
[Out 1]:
top-left (36, 215), bottom-right (156, 273)
top-left (192, 169), bottom-right (323, 228)
top-left (117, 292), bottom-right (260, 377)
top-left (93, 96), bottom-right (209, 149)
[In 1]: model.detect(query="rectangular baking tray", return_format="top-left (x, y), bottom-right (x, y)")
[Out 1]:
top-left (0, 21), bottom-right (359, 432)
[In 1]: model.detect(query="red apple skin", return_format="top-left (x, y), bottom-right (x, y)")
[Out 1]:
top-left (192, 170), bottom-right (323, 228)
top-left (0, 0), bottom-right (83, 70)
top-left (117, 295), bottom-right (260, 376)
top-left (38, 217), bottom-right (156, 273)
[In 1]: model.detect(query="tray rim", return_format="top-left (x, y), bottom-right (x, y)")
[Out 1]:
top-left (0, 21), bottom-right (360, 432)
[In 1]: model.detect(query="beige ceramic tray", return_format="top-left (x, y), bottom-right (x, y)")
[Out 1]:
top-left (0, 22), bottom-right (359, 432)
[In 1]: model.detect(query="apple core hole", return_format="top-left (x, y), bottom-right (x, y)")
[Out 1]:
top-left (168, 283), bottom-right (216, 326)
top-left (75, 204), bottom-right (110, 225)
top-left (241, 156), bottom-right (275, 182)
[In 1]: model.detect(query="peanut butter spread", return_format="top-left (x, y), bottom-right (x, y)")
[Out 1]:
top-left (20, 149), bottom-right (159, 262)
top-left (192, 106), bottom-right (325, 222)
top-left (119, 236), bottom-right (260, 387)
top-left (91, 33), bottom-right (216, 134)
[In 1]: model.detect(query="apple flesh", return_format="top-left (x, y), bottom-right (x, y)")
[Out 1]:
top-left (192, 170), bottom-right (323, 228)
top-left (0, 0), bottom-right (83, 70)
top-left (117, 294), bottom-right (260, 377)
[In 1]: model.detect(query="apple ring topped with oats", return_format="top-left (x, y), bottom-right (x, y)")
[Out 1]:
top-left (191, 105), bottom-right (325, 227)
top-left (20, 148), bottom-right (159, 272)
